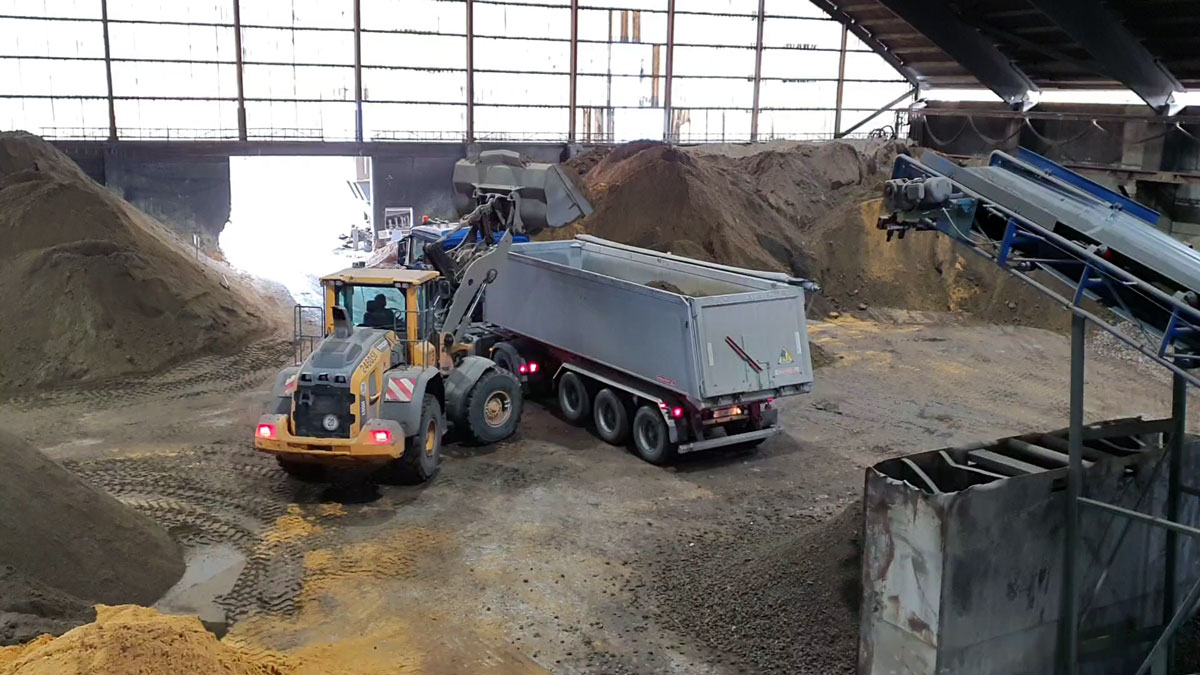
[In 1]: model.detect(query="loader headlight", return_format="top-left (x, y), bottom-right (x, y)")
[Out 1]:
top-left (322, 414), bottom-right (340, 432)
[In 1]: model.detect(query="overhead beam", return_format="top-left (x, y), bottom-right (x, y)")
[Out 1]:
top-left (874, 0), bottom-right (1040, 110)
top-left (808, 0), bottom-right (919, 87)
top-left (1024, 0), bottom-right (1186, 115)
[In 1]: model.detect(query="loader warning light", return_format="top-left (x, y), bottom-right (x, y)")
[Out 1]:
top-left (371, 429), bottom-right (392, 444)
top-left (671, 407), bottom-right (684, 419)
top-left (256, 424), bottom-right (275, 439)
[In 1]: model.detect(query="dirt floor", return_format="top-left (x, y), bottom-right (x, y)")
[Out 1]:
top-left (0, 307), bottom-right (1186, 674)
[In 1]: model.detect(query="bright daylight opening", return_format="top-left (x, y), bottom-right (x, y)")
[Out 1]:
top-left (221, 156), bottom-right (369, 306)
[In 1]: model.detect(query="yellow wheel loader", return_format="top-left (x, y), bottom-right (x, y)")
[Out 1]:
top-left (254, 151), bottom-right (591, 483)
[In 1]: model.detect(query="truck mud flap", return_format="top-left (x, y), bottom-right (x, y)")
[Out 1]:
top-left (677, 426), bottom-right (780, 454)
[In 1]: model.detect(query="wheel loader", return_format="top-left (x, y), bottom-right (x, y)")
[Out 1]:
top-left (254, 150), bottom-right (591, 482)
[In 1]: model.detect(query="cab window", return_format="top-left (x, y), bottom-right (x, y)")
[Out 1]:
top-left (338, 285), bottom-right (408, 333)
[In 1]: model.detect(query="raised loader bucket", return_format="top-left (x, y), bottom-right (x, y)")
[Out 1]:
top-left (452, 149), bottom-right (593, 234)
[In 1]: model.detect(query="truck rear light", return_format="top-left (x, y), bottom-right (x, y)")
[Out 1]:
top-left (370, 429), bottom-right (392, 444)
top-left (256, 424), bottom-right (275, 439)
top-left (518, 363), bottom-right (528, 374)
top-left (528, 361), bottom-right (539, 374)
top-left (671, 407), bottom-right (684, 419)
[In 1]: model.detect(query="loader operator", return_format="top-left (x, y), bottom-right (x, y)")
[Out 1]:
top-left (364, 293), bottom-right (398, 329)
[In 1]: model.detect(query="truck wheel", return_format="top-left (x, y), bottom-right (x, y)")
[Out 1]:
top-left (593, 388), bottom-right (630, 445)
top-left (276, 457), bottom-right (325, 482)
top-left (632, 405), bottom-right (676, 465)
top-left (378, 394), bottom-right (443, 484)
top-left (557, 372), bottom-right (590, 425)
top-left (466, 369), bottom-right (523, 444)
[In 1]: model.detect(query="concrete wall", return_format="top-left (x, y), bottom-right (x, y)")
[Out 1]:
top-left (105, 155), bottom-right (231, 246)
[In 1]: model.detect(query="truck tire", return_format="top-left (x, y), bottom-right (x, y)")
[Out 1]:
top-left (557, 372), bottom-right (590, 425)
top-left (276, 457), bottom-right (325, 482)
top-left (632, 405), bottom-right (676, 465)
top-left (378, 394), bottom-right (443, 484)
top-left (466, 369), bottom-right (523, 444)
top-left (593, 388), bottom-right (630, 445)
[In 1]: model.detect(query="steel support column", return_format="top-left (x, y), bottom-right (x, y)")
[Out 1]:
top-left (465, 0), bottom-right (475, 143)
top-left (833, 23), bottom-right (848, 137)
top-left (232, 0), bottom-right (247, 141)
top-left (1063, 313), bottom-right (1085, 675)
top-left (749, 0), bottom-right (765, 143)
top-left (100, 0), bottom-right (117, 141)
top-left (568, 0), bottom-right (579, 143)
top-left (662, 0), bottom-right (675, 143)
top-left (1164, 372), bottom-right (1187, 666)
top-left (1025, 0), bottom-right (1185, 115)
top-left (353, 0), bottom-right (363, 142)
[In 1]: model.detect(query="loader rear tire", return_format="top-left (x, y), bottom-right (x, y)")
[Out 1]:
top-left (632, 405), bottom-right (676, 465)
top-left (593, 388), bottom-right (630, 445)
top-left (557, 372), bottom-right (590, 425)
top-left (378, 395), bottom-right (443, 484)
top-left (466, 370), bottom-right (523, 444)
top-left (276, 457), bottom-right (325, 482)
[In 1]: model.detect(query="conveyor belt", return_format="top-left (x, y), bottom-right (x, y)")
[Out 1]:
top-left (878, 147), bottom-right (1200, 386)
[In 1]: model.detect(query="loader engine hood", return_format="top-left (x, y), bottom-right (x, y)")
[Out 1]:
top-left (292, 328), bottom-right (392, 438)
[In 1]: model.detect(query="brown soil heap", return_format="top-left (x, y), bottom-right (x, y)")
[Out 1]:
top-left (555, 140), bottom-right (898, 276)
top-left (0, 431), bottom-right (183, 644)
top-left (0, 605), bottom-right (285, 675)
top-left (0, 131), bottom-right (273, 392)
top-left (560, 140), bottom-right (1067, 331)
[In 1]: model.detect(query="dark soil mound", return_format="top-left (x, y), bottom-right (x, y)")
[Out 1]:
top-left (0, 566), bottom-right (95, 646)
top-left (0, 430), bottom-right (183, 640)
top-left (649, 502), bottom-right (864, 674)
top-left (0, 131), bottom-right (275, 391)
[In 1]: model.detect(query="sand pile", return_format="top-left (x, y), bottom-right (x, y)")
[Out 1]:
top-left (650, 502), bottom-right (863, 674)
top-left (0, 131), bottom-right (275, 392)
top-left (804, 199), bottom-right (1069, 330)
top-left (0, 432), bottom-right (183, 644)
top-left (555, 140), bottom-right (897, 276)
top-left (0, 605), bottom-right (285, 675)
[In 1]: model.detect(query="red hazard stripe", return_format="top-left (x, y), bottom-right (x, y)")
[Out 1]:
top-left (385, 378), bottom-right (414, 402)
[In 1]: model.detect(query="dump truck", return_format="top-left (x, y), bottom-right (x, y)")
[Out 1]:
top-left (470, 235), bottom-right (816, 464)
top-left (255, 149), bottom-right (815, 481)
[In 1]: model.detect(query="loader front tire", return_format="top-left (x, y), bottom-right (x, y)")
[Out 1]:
top-left (466, 369), bottom-right (523, 444)
top-left (378, 395), bottom-right (443, 484)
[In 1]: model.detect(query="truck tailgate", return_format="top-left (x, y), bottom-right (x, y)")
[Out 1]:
top-left (695, 292), bottom-right (812, 398)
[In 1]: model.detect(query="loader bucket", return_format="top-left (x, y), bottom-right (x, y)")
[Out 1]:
top-left (452, 150), bottom-right (593, 234)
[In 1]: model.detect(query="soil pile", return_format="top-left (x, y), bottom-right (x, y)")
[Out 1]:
top-left (804, 199), bottom-right (1069, 330)
top-left (555, 140), bottom-right (899, 276)
top-left (0, 431), bottom-right (183, 642)
top-left (650, 502), bottom-right (863, 674)
top-left (0, 568), bottom-right (94, 647)
top-left (562, 140), bottom-right (1069, 331)
top-left (0, 605), bottom-right (285, 675)
top-left (0, 131), bottom-right (275, 392)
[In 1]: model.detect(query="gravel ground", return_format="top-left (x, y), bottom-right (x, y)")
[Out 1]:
top-left (0, 310), bottom-right (1188, 674)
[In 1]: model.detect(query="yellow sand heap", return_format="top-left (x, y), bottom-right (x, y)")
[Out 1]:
top-left (0, 605), bottom-right (289, 675)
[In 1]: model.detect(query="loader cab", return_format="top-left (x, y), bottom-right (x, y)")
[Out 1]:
top-left (319, 268), bottom-right (445, 367)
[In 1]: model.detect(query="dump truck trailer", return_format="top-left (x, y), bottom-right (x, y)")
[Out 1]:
top-left (462, 235), bottom-right (816, 464)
